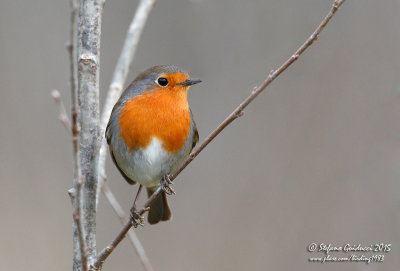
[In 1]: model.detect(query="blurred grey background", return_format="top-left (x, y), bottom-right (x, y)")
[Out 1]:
top-left (1, 0), bottom-right (399, 270)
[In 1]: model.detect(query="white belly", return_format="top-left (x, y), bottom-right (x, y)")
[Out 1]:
top-left (112, 136), bottom-right (189, 187)
top-left (132, 137), bottom-right (169, 185)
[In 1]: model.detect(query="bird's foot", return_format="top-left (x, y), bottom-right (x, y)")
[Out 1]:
top-left (161, 174), bottom-right (175, 195)
top-left (130, 207), bottom-right (145, 228)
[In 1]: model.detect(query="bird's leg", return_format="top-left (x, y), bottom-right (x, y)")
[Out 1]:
top-left (130, 184), bottom-right (145, 227)
top-left (161, 174), bottom-right (175, 195)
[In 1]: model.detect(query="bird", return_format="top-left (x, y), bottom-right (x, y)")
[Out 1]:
top-left (106, 65), bottom-right (201, 226)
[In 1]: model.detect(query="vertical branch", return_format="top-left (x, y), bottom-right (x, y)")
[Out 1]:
top-left (68, 0), bottom-right (78, 114)
top-left (76, 0), bottom-right (105, 269)
top-left (64, 0), bottom-right (155, 270)
top-left (97, 0), bottom-right (156, 203)
top-left (68, 0), bottom-right (88, 270)
top-left (71, 181), bottom-right (88, 271)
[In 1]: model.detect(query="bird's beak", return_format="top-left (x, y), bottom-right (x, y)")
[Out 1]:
top-left (177, 78), bottom-right (202, 86)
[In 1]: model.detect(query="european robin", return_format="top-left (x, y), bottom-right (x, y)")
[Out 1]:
top-left (106, 65), bottom-right (201, 225)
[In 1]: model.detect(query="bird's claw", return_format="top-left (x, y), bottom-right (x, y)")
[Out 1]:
top-left (161, 175), bottom-right (175, 195)
top-left (130, 208), bottom-right (145, 228)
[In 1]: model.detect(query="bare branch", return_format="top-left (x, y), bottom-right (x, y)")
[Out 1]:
top-left (71, 184), bottom-right (88, 271)
top-left (100, 0), bottom-right (156, 132)
top-left (68, 0), bottom-right (78, 117)
top-left (51, 89), bottom-right (71, 133)
top-left (94, 0), bottom-right (347, 266)
top-left (98, 0), bottom-right (156, 204)
top-left (168, 0), bottom-right (346, 182)
top-left (66, 0), bottom-right (89, 270)
top-left (102, 182), bottom-right (154, 271)
top-left (76, 0), bottom-right (105, 269)
top-left (94, 220), bottom-right (134, 270)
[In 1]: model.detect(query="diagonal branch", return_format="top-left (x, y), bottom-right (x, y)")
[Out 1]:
top-left (102, 182), bottom-right (154, 271)
top-left (100, 0), bottom-right (156, 130)
top-left (93, 0), bottom-right (347, 268)
top-left (97, 0), bottom-right (156, 204)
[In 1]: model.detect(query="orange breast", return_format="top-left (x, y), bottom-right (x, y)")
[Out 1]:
top-left (119, 87), bottom-right (191, 153)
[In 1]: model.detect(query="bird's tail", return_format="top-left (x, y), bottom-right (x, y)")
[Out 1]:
top-left (146, 187), bottom-right (172, 224)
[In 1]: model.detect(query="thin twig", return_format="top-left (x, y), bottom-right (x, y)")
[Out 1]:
top-left (71, 181), bottom-right (88, 271)
top-left (98, 0), bottom-right (156, 204)
top-left (67, 0), bottom-right (78, 110)
top-left (93, 0), bottom-right (346, 267)
top-left (51, 90), bottom-right (71, 133)
top-left (102, 182), bottom-right (154, 271)
top-left (67, 0), bottom-right (89, 270)
top-left (94, 220), bottom-right (134, 270)
top-left (171, 0), bottom-right (346, 182)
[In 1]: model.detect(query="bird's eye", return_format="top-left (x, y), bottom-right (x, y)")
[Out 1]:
top-left (157, 77), bottom-right (168, 87)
